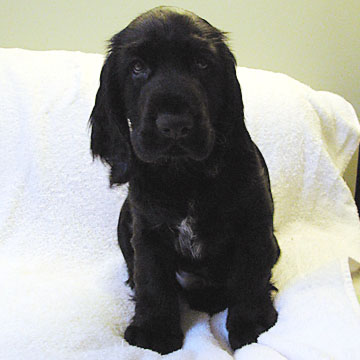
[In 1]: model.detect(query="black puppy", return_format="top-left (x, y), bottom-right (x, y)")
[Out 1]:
top-left (90, 6), bottom-right (280, 355)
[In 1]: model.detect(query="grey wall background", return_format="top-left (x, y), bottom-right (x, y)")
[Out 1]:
top-left (1, 0), bottom-right (359, 194)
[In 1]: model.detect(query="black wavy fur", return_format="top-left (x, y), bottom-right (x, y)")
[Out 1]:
top-left (90, 6), bottom-right (280, 355)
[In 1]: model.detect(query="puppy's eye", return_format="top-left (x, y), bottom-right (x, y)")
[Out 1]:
top-left (132, 60), bottom-right (146, 75)
top-left (195, 57), bottom-right (208, 70)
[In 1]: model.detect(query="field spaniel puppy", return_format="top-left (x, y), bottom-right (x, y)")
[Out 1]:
top-left (90, 6), bottom-right (280, 354)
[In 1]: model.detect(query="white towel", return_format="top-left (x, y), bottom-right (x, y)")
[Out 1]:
top-left (0, 48), bottom-right (359, 359)
top-left (237, 67), bottom-right (360, 289)
top-left (232, 257), bottom-right (360, 360)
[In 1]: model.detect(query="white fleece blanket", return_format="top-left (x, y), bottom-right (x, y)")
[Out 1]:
top-left (0, 48), bottom-right (360, 360)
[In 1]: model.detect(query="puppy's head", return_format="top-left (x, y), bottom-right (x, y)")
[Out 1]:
top-left (90, 6), bottom-right (244, 184)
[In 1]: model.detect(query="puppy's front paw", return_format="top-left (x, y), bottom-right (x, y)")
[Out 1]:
top-left (124, 323), bottom-right (183, 355)
top-left (228, 319), bottom-right (260, 350)
top-left (227, 302), bottom-right (278, 350)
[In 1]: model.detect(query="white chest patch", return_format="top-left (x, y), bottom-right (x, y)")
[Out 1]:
top-left (177, 216), bottom-right (202, 259)
top-left (176, 270), bottom-right (206, 290)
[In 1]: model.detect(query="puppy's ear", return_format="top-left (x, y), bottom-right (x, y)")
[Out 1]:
top-left (220, 45), bottom-right (253, 147)
top-left (222, 48), bottom-right (244, 125)
top-left (90, 53), bottom-right (132, 185)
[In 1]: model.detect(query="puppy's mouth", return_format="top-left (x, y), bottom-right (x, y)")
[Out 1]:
top-left (153, 144), bottom-right (198, 164)
top-left (161, 133), bottom-right (215, 162)
top-left (132, 138), bottom-right (214, 164)
top-left (130, 118), bottom-right (215, 164)
top-left (166, 144), bottom-right (187, 157)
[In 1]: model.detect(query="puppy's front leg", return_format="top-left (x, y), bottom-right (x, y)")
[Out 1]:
top-left (226, 229), bottom-right (279, 350)
top-left (124, 226), bottom-right (183, 354)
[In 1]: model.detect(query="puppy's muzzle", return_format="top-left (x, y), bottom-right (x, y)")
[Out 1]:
top-left (156, 113), bottom-right (194, 140)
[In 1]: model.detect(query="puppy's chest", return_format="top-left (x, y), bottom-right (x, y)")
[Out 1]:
top-left (174, 214), bottom-right (229, 291)
top-left (175, 216), bottom-right (202, 259)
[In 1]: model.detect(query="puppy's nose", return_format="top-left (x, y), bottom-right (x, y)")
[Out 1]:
top-left (156, 114), bottom-right (194, 140)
